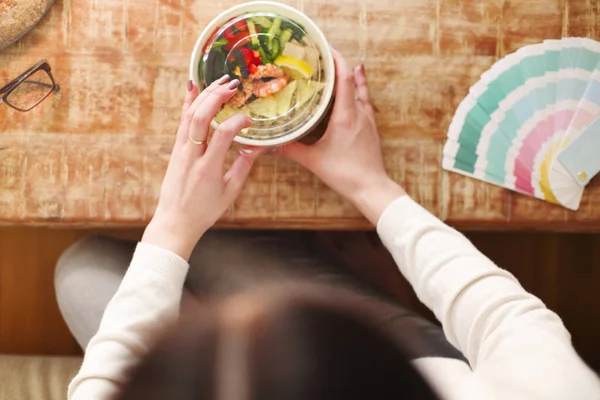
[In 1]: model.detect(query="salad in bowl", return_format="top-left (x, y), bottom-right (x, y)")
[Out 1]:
top-left (190, 1), bottom-right (335, 147)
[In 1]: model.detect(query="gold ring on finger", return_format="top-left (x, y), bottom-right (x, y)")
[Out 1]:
top-left (188, 135), bottom-right (207, 146)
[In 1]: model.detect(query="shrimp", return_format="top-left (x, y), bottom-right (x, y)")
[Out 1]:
top-left (253, 75), bottom-right (290, 98)
top-left (227, 64), bottom-right (288, 106)
top-left (250, 64), bottom-right (285, 80)
top-left (227, 82), bottom-right (253, 109)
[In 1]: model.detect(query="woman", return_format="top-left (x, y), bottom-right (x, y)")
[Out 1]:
top-left (56, 50), bottom-right (600, 399)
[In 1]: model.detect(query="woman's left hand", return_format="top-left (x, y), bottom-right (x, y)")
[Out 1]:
top-left (142, 76), bottom-right (264, 260)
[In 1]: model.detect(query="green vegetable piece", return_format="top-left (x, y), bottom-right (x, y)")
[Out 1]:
top-left (211, 38), bottom-right (228, 52)
top-left (267, 17), bottom-right (282, 50)
top-left (280, 29), bottom-right (293, 47)
top-left (204, 51), bottom-right (227, 85)
top-left (258, 35), bottom-right (272, 63)
top-left (253, 16), bottom-right (272, 29)
top-left (198, 59), bottom-right (204, 83)
top-left (271, 39), bottom-right (281, 60)
top-left (258, 45), bottom-right (270, 65)
top-left (258, 34), bottom-right (269, 48)
top-left (280, 20), bottom-right (306, 41)
top-left (247, 20), bottom-right (260, 46)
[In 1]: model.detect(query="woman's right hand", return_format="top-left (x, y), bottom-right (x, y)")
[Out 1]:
top-left (143, 76), bottom-right (264, 260)
top-left (279, 50), bottom-right (406, 225)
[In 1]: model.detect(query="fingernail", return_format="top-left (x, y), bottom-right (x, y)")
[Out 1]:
top-left (228, 79), bottom-right (240, 90)
top-left (359, 64), bottom-right (365, 74)
top-left (218, 74), bottom-right (231, 84)
top-left (240, 147), bottom-right (254, 155)
top-left (187, 80), bottom-right (193, 92)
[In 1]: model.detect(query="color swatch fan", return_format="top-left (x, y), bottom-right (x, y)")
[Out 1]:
top-left (442, 37), bottom-right (600, 210)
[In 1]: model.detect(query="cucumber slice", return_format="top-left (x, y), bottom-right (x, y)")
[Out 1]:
top-left (258, 47), bottom-right (269, 64)
top-left (271, 39), bottom-right (281, 59)
top-left (257, 37), bottom-right (271, 64)
top-left (280, 29), bottom-right (293, 47)
top-left (280, 20), bottom-right (306, 41)
top-left (253, 16), bottom-right (273, 29)
top-left (247, 20), bottom-right (260, 45)
top-left (267, 18), bottom-right (282, 49)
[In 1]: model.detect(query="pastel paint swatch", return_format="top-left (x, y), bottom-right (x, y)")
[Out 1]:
top-left (442, 37), bottom-right (600, 211)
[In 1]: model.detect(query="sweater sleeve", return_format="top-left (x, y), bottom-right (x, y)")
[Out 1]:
top-left (377, 195), bottom-right (600, 399)
top-left (67, 242), bottom-right (190, 400)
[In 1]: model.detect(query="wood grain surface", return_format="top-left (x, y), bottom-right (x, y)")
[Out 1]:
top-left (0, 0), bottom-right (55, 51)
top-left (0, 0), bottom-right (598, 230)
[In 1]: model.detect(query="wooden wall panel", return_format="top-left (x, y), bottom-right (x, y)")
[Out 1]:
top-left (0, 228), bottom-right (143, 355)
top-left (0, 227), bottom-right (599, 371)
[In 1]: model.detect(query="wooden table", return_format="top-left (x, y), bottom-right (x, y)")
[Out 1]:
top-left (0, 0), bottom-right (598, 231)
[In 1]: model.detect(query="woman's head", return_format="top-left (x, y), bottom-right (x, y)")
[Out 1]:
top-left (117, 283), bottom-right (440, 400)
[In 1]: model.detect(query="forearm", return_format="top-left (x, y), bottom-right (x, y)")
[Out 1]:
top-left (376, 196), bottom-right (572, 366)
top-left (142, 216), bottom-right (203, 261)
top-left (351, 176), bottom-right (407, 226)
top-left (68, 242), bottom-right (189, 400)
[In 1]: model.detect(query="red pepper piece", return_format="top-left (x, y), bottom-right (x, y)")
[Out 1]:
top-left (224, 20), bottom-right (248, 41)
top-left (224, 29), bottom-right (235, 41)
top-left (252, 50), bottom-right (261, 65)
top-left (223, 31), bottom-right (251, 51)
top-left (233, 20), bottom-right (248, 32)
top-left (240, 48), bottom-right (255, 66)
top-left (230, 48), bottom-right (260, 73)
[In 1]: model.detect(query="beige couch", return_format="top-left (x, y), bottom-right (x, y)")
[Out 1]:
top-left (0, 355), bottom-right (82, 400)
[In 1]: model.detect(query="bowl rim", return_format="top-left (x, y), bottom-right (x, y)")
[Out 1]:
top-left (189, 0), bottom-right (335, 147)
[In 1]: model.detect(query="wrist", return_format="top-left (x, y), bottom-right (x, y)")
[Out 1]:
top-left (351, 176), bottom-right (407, 226)
top-left (142, 215), bottom-right (202, 261)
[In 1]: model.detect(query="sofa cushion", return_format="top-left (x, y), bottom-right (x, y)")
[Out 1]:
top-left (0, 355), bottom-right (82, 400)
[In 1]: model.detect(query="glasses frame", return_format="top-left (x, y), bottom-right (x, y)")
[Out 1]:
top-left (0, 60), bottom-right (60, 112)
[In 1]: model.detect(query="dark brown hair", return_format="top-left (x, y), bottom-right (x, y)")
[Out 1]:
top-left (117, 283), bottom-right (440, 400)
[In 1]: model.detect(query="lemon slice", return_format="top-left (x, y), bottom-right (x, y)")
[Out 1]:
top-left (274, 56), bottom-right (314, 79)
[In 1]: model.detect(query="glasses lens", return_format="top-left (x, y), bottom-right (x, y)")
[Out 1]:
top-left (6, 70), bottom-right (54, 111)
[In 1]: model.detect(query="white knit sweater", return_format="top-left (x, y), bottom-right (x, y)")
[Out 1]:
top-left (67, 196), bottom-right (600, 400)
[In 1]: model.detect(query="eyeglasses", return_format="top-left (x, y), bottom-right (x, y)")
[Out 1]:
top-left (0, 60), bottom-right (60, 112)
